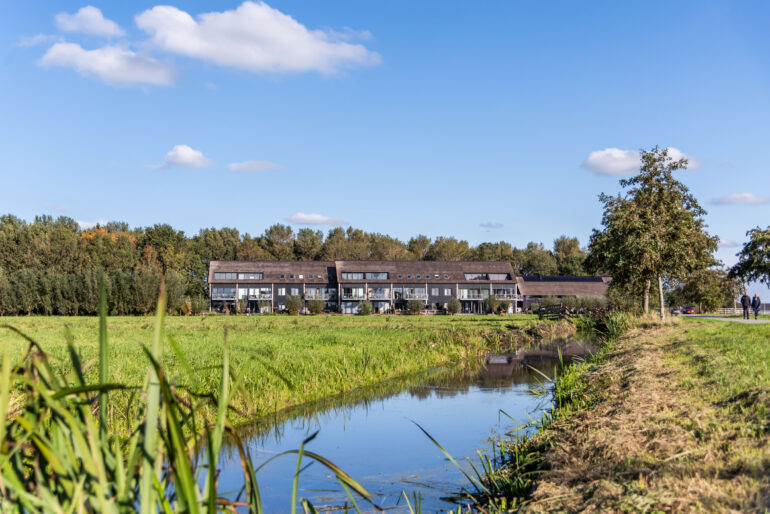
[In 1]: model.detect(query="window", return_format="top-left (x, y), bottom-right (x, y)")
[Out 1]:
top-left (280, 274), bottom-right (285, 279)
top-left (342, 287), bottom-right (365, 299)
top-left (431, 288), bottom-right (439, 296)
top-left (407, 274), bottom-right (412, 279)
top-left (416, 274), bottom-right (421, 279)
top-left (444, 288), bottom-right (452, 296)
top-left (299, 274), bottom-right (304, 279)
top-left (319, 275), bottom-right (324, 280)
top-left (341, 272), bottom-right (364, 280)
top-left (444, 274), bottom-right (450, 279)
top-left (239, 288), bottom-right (248, 299)
top-left (365, 272), bottom-right (388, 280)
top-left (212, 287), bottom-right (236, 298)
top-left (488, 273), bottom-right (510, 281)
top-left (289, 274), bottom-right (294, 279)
top-left (464, 273), bottom-right (487, 280)
top-left (434, 274), bottom-right (440, 279)
top-left (238, 273), bottom-right (263, 280)
top-left (290, 288), bottom-right (299, 296)
top-left (277, 288), bottom-right (286, 296)
top-left (397, 274), bottom-right (403, 279)
top-left (213, 272), bottom-right (236, 280)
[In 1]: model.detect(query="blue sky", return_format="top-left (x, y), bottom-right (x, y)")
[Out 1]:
top-left (1, 1), bottom-right (769, 275)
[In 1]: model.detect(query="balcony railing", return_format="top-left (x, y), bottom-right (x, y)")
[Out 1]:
top-left (341, 294), bottom-right (366, 300)
top-left (368, 293), bottom-right (391, 300)
top-left (305, 293), bottom-right (331, 300)
top-left (493, 293), bottom-right (521, 300)
top-left (247, 294), bottom-right (273, 300)
top-left (211, 293), bottom-right (235, 300)
top-left (404, 293), bottom-right (428, 300)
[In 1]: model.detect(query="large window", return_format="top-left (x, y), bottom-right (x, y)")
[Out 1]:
top-left (341, 272), bottom-right (364, 280)
top-left (493, 288), bottom-right (517, 298)
top-left (290, 288), bottom-right (299, 296)
top-left (365, 272), bottom-right (388, 280)
top-left (214, 272), bottom-right (237, 280)
top-left (444, 288), bottom-right (452, 296)
top-left (368, 287), bottom-right (390, 300)
top-left (342, 287), bottom-right (365, 299)
top-left (431, 288), bottom-right (439, 296)
top-left (248, 288), bottom-right (272, 299)
top-left (459, 288), bottom-right (489, 300)
top-left (488, 273), bottom-right (510, 281)
top-left (238, 273), bottom-right (263, 280)
top-left (306, 287), bottom-right (332, 299)
top-left (211, 287), bottom-right (236, 299)
top-left (277, 288), bottom-right (286, 296)
top-left (464, 273), bottom-right (487, 281)
top-left (404, 287), bottom-right (427, 300)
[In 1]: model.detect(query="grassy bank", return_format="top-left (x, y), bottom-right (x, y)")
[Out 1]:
top-left (476, 316), bottom-right (770, 511)
top-left (0, 314), bottom-right (552, 432)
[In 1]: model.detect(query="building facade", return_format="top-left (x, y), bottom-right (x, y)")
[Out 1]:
top-left (208, 260), bottom-right (609, 314)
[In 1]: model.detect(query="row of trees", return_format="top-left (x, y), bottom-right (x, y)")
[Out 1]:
top-left (0, 213), bottom-right (591, 315)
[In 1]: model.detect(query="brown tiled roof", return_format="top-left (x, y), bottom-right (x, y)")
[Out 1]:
top-left (516, 276), bottom-right (611, 297)
top-left (208, 260), bottom-right (335, 283)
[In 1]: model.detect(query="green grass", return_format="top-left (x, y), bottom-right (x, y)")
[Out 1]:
top-left (0, 314), bottom-right (541, 431)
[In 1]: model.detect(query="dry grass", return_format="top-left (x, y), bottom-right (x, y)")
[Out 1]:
top-left (524, 320), bottom-right (770, 512)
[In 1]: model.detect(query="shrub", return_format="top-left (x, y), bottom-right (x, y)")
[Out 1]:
top-left (359, 300), bottom-right (373, 315)
top-left (485, 296), bottom-right (501, 314)
top-left (541, 295), bottom-right (559, 307)
top-left (562, 296), bottom-right (578, 309)
top-left (499, 300), bottom-right (511, 313)
top-left (529, 302), bottom-right (541, 313)
top-left (191, 296), bottom-right (208, 314)
top-left (285, 295), bottom-right (303, 315)
top-left (447, 297), bottom-right (461, 315)
top-left (406, 300), bottom-right (424, 315)
top-left (308, 299), bottom-right (325, 314)
top-left (235, 299), bottom-right (247, 315)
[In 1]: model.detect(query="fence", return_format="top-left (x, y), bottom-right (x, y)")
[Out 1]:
top-left (717, 305), bottom-right (769, 315)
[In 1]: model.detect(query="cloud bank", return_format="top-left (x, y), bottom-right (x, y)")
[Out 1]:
top-left (582, 147), bottom-right (699, 176)
top-left (713, 192), bottom-right (770, 205)
top-left (55, 6), bottom-right (125, 37)
top-left (287, 212), bottom-right (345, 225)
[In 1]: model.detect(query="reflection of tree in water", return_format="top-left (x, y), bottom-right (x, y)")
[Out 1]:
top-left (220, 338), bottom-right (595, 459)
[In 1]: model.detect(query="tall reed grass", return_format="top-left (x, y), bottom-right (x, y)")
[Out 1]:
top-left (0, 283), bottom-right (375, 512)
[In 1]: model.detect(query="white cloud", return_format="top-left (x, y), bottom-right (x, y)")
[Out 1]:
top-left (287, 212), bottom-right (345, 225)
top-left (582, 148), bottom-right (641, 176)
top-left (77, 219), bottom-right (108, 230)
top-left (39, 42), bottom-right (174, 86)
top-left (582, 147), bottom-right (699, 176)
top-left (16, 34), bottom-right (59, 47)
top-left (718, 239), bottom-right (740, 248)
top-left (713, 192), bottom-right (770, 205)
top-left (56, 6), bottom-right (125, 37)
top-left (227, 160), bottom-right (285, 172)
top-left (152, 144), bottom-right (214, 168)
top-left (480, 221), bottom-right (503, 229)
top-left (135, 1), bottom-right (380, 74)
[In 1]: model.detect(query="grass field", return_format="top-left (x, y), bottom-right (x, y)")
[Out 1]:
top-left (0, 313), bottom-right (545, 431)
top-left (483, 316), bottom-right (770, 511)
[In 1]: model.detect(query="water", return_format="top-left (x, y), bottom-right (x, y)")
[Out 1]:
top-left (215, 338), bottom-right (594, 512)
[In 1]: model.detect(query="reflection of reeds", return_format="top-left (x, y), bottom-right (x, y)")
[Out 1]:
top-left (0, 281), bottom-right (375, 512)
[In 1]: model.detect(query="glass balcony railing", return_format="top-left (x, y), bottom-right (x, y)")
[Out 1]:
top-left (404, 292), bottom-right (428, 300)
top-left (247, 294), bottom-right (273, 300)
top-left (493, 293), bottom-right (521, 300)
top-left (211, 293), bottom-right (236, 300)
top-left (368, 293), bottom-right (391, 300)
top-left (341, 294), bottom-right (366, 300)
top-left (305, 293), bottom-right (331, 300)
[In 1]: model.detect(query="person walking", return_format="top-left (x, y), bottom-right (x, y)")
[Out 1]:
top-left (752, 294), bottom-right (762, 320)
top-left (740, 292), bottom-right (751, 319)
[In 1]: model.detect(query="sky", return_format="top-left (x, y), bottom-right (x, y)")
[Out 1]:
top-left (1, 1), bottom-right (769, 285)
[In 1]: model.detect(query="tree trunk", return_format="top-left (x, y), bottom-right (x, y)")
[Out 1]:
top-left (643, 280), bottom-right (650, 314)
top-left (658, 274), bottom-right (666, 319)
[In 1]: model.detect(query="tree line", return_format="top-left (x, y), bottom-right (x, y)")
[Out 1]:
top-left (0, 214), bottom-right (589, 315)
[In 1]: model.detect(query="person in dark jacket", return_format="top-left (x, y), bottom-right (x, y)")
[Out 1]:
top-left (740, 292), bottom-right (751, 319)
top-left (752, 294), bottom-right (762, 320)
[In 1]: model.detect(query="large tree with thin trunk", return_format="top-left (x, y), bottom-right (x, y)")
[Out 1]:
top-left (587, 147), bottom-right (718, 316)
top-left (729, 227), bottom-right (770, 288)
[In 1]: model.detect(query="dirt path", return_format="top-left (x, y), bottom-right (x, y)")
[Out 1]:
top-left (684, 314), bottom-right (769, 324)
top-left (524, 325), bottom-right (769, 512)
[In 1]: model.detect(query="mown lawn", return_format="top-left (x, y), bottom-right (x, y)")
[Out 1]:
top-left (0, 314), bottom-right (540, 430)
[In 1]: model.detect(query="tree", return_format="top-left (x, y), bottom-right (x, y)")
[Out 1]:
top-left (294, 229), bottom-right (324, 260)
top-left (261, 224), bottom-right (295, 260)
top-left (553, 236), bottom-right (586, 276)
top-left (587, 147), bottom-right (717, 317)
top-left (425, 237), bottom-right (471, 261)
top-left (308, 299), bottom-right (325, 314)
top-left (406, 300), bottom-right (424, 315)
top-left (520, 242), bottom-right (558, 276)
top-left (485, 295), bottom-right (500, 314)
top-left (447, 297), bottom-right (461, 314)
top-left (285, 295), bottom-right (303, 315)
top-left (729, 227), bottom-right (770, 288)
top-left (408, 235), bottom-right (431, 260)
top-left (359, 300), bottom-right (373, 315)
top-left (668, 268), bottom-right (739, 313)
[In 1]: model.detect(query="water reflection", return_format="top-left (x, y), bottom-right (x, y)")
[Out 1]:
top-left (216, 337), bottom-right (594, 512)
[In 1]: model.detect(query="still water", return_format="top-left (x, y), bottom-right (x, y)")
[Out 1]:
top-left (215, 339), bottom-right (594, 512)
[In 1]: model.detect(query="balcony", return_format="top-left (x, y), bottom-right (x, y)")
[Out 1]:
top-left (248, 294), bottom-right (273, 300)
top-left (211, 293), bottom-right (235, 300)
top-left (305, 293), bottom-right (331, 300)
top-left (404, 293), bottom-right (428, 300)
top-left (368, 292), bottom-right (392, 300)
top-left (493, 293), bottom-right (521, 300)
top-left (341, 294), bottom-right (366, 300)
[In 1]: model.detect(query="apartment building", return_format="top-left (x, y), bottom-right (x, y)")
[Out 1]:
top-left (208, 260), bottom-right (609, 314)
